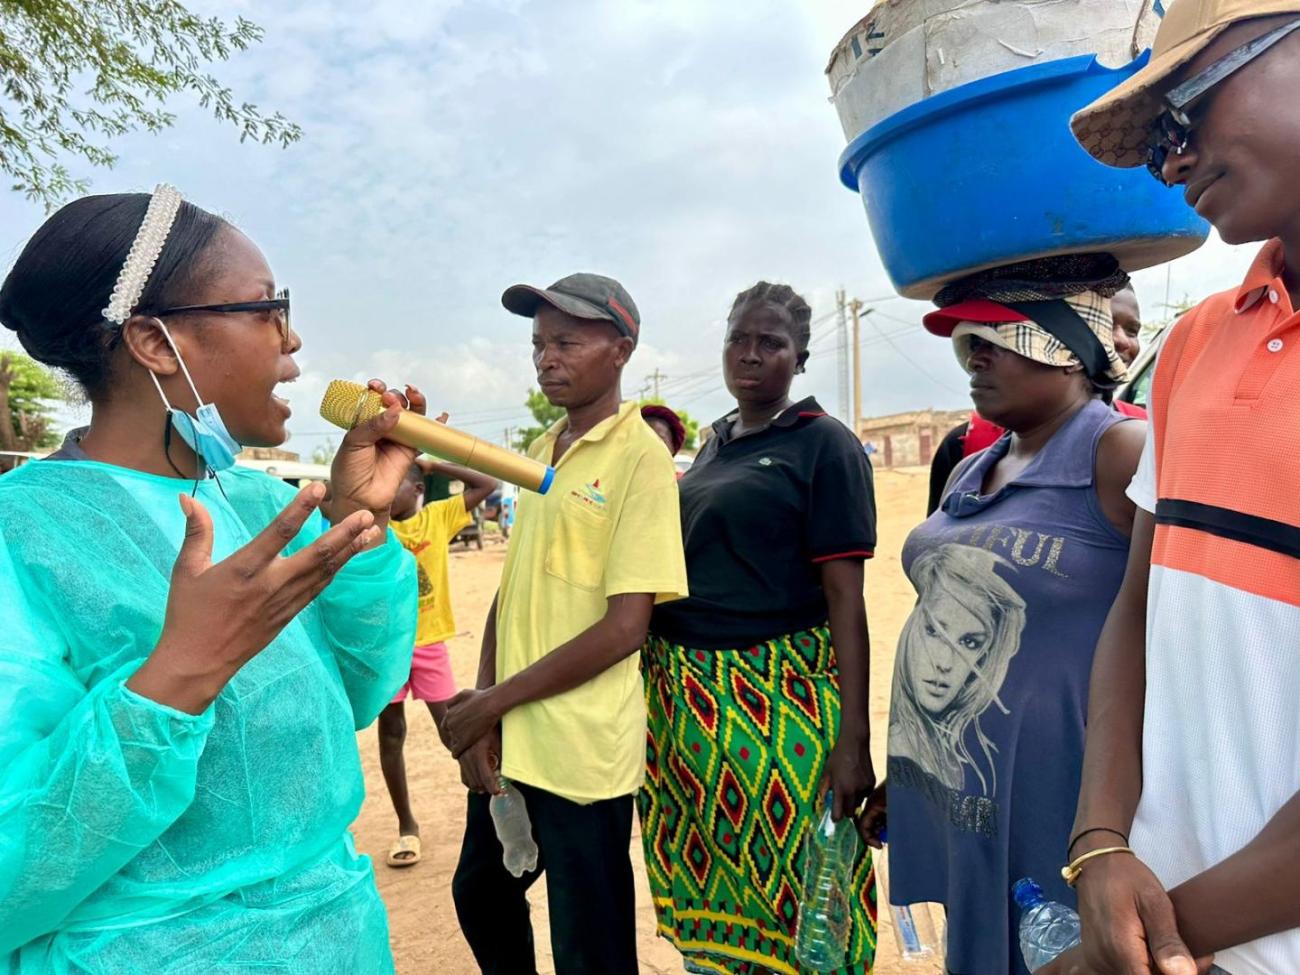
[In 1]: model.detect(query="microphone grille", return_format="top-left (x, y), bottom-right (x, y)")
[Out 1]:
top-left (319, 379), bottom-right (383, 430)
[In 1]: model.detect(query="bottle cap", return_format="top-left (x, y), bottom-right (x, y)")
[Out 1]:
top-left (1012, 877), bottom-right (1045, 910)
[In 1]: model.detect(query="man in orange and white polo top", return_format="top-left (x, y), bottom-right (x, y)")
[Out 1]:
top-left (1047, 3), bottom-right (1300, 974)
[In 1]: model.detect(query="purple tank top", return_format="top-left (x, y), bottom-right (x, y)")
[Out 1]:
top-left (886, 399), bottom-right (1134, 975)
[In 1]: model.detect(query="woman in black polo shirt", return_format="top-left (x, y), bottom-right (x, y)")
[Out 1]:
top-left (638, 282), bottom-right (878, 975)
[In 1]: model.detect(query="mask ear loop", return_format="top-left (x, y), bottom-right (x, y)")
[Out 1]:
top-left (152, 319), bottom-right (209, 409)
top-left (146, 327), bottom-right (191, 485)
top-left (148, 318), bottom-right (223, 492)
top-left (149, 370), bottom-right (176, 412)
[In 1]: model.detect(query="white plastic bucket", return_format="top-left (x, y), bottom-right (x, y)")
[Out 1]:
top-left (826, 0), bottom-right (1163, 143)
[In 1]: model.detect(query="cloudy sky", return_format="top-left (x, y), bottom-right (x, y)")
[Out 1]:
top-left (0, 0), bottom-right (1260, 459)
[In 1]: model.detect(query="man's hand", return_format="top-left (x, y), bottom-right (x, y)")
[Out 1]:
top-left (1036, 946), bottom-right (1101, 975)
top-left (1037, 944), bottom-right (1215, 975)
top-left (1075, 853), bottom-right (1204, 974)
top-left (444, 687), bottom-right (504, 758)
top-left (457, 728), bottom-right (503, 795)
top-left (1036, 946), bottom-right (1094, 974)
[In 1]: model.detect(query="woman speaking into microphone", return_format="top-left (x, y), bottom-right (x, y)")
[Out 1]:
top-left (0, 187), bottom-right (420, 974)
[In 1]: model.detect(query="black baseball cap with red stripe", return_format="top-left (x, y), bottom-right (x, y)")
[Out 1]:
top-left (502, 273), bottom-right (640, 344)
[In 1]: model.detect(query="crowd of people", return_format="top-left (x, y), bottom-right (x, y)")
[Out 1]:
top-left (2, 3), bottom-right (1300, 974)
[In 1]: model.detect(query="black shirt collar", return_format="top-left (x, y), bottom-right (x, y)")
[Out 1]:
top-left (711, 396), bottom-right (824, 445)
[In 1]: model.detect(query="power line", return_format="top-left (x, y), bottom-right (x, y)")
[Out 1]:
top-left (805, 324), bottom-right (922, 361)
top-left (870, 307), bottom-right (929, 329)
top-left (456, 413), bottom-right (535, 431)
top-left (655, 365), bottom-right (720, 392)
top-left (859, 311), bottom-right (967, 396)
top-left (439, 405), bottom-right (538, 422)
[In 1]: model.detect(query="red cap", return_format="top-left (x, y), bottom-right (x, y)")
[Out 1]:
top-left (640, 404), bottom-right (686, 455)
top-left (922, 299), bottom-right (1029, 337)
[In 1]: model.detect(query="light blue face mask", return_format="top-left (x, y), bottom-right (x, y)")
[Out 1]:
top-left (166, 403), bottom-right (239, 472)
top-left (148, 321), bottom-right (241, 473)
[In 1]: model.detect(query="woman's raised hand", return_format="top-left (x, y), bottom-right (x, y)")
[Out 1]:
top-left (127, 483), bottom-right (381, 714)
top-left (329, 380), bottom-right (427, 528)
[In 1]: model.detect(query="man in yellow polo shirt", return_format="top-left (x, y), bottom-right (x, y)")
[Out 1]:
top-left (443, 273), bottom-right (687, 974)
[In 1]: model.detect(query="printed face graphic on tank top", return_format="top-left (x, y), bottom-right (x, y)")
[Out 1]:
top-left (888, 527), bottom-right (1070, 836)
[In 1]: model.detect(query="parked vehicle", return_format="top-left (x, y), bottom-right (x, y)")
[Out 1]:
top-left (452, 506), bottom-right (485, 551)
top-left (1115, 324), bottom-right (1169, 412)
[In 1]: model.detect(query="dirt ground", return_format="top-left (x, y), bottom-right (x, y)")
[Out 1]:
top-left (350, 467), bottom-right (944, 974)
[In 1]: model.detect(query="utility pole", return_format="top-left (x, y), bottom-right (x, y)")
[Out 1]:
top-left (835, 289), bottom-right (849, 424)
top-left (849, 298), bottom-right (865, 439)
top-left (646, 368), bottom-right (667, 399)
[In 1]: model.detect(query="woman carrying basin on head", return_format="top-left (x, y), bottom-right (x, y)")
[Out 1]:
top-left (857, 258), bottom-right (1146, 975)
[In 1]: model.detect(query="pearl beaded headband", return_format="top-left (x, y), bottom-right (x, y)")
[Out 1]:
top-left (101, 184), bottom-right (184, 326)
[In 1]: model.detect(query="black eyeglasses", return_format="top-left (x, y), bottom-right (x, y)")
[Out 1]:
top-left (143, 288), bottom-right (294, 349)
top-left (1147, 19), bottom-right (1300, 184)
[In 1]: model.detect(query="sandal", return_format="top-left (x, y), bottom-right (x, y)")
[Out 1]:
top-left (386, 834), bottom-right (422, 868)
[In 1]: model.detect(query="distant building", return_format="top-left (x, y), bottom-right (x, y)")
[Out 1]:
top-left (237, 446), bottom-right (300, 462)
top-left (857, 408), bottom-right (969, 469)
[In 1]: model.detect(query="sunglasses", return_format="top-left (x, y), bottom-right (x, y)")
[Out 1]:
top-left (1147, 18), bottom-right (1300, 185)
top-left (143, 288), bottom-right (295, 350)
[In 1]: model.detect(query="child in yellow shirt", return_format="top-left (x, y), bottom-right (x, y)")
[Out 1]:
top-left (381, 459), bottom-right (496, 867)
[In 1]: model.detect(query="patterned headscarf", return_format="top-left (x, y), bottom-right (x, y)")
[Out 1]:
top-left (928, 254), bottom-right (1132, 387)
top-left (950, 292), bottom-right (1129, 387)
top-left (934, 253), bottom-right (1131, 306)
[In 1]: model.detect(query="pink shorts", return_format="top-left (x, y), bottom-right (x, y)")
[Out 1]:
top-left (390, 642), bottom-right (457, 704)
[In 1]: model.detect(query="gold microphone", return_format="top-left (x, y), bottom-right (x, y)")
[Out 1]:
top-left (319, 379), bottom-right (555, 495)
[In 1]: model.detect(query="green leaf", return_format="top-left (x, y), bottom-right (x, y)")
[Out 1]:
top-left (0, 1), bottom-right (301, 210)
top-left (0, 352), bottom-right (63, 451)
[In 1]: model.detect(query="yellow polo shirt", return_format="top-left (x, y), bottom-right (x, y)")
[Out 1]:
top-left (497, 400), bottom-right (688, 803)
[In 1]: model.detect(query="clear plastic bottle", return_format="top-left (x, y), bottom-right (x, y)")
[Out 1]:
top-left (877, 828), bottom-right (943, 963)
top-left (892, 900), bottom-right (942, 961)
top-left (795, 800), bottom-right (859, 971)
top-left (1013, 877), bottom-right (1081, 972)
top-left (489, 779), bottom-right (538, 878)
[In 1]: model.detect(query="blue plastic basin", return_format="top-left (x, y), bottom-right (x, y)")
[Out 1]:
top-left (837, 51), bottom-right (1209, 299)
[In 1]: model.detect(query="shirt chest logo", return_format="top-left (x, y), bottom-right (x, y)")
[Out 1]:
top-left (569, 478), bottom-right (608, 511)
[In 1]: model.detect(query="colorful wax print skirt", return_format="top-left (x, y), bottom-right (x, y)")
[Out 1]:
top-left (638, 626), bottom-right (877, 974)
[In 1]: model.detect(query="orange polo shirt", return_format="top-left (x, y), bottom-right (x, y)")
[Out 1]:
top-left (1126, 239), bottom-right (1300, 975)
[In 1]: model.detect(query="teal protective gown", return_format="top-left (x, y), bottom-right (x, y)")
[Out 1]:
top-left (0, 459), bottom-right (416, 973)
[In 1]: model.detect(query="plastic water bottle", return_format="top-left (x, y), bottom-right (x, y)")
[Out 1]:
top-left (489, 779), bottom-right (538, 878)
top-left (891, 900), bottom-right (942, 961)
top-left (877, 829), bottom-right (943, 963)
top-left (795, 798), bottom-right (859, 971)
top-left (1014, 877), bottom-right (1081, 971)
